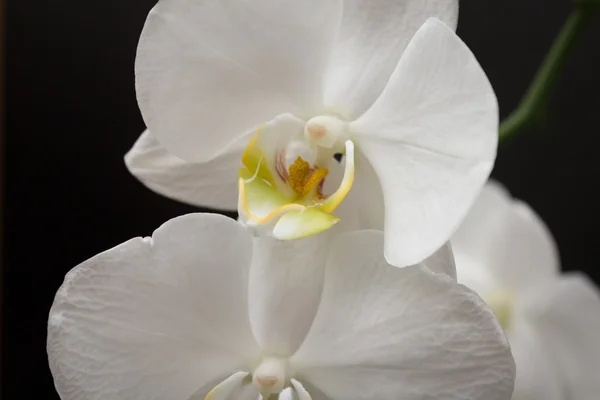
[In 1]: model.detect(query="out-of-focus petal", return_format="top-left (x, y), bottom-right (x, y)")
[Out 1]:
top-left (506, 319), bottom-right (563, 400)
top-left (524, 273), bottom-right (600, 400)
top-left (453, 180), bottom-right (560, 295)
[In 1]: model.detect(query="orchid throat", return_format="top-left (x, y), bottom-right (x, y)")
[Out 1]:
top-left (238, 115), bottom-right (355, 240)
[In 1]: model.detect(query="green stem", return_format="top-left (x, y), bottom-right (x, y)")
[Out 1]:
top-left (498, 5), bottom-right (598, 143)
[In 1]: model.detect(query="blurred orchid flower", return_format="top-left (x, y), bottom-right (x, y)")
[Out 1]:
top-left (48, 213), bottom-right (515, 400)
top-left (127, 0), bottom-right (498, 267)
top-left (452, 181), bottom-right (600, 400)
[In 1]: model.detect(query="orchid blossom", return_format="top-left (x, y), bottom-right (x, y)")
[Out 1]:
top-left (127, 0), bottom-right (498, 267)
top-left (452, 181), bottom-right (600, 400)
top-left (48, 213), bottom-right (515, 400)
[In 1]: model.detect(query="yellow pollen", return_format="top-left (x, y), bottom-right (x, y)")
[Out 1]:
top-left (303, 168), bottom-right (328, 196)
top-left (288, 157), bottom-right (311, 194)
top-left (287, 157), bottom-right (328, 197)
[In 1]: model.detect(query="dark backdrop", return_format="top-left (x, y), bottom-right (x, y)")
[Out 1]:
top-left (4, 0), bottom-right (600, 398)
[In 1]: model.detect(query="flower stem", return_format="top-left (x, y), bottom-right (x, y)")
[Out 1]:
top-left (498, 4), bottom-right (598, 143)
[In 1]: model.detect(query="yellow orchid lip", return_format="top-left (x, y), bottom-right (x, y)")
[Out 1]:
top-left (238, 177), bottom-right (306, 226)
top-left (237, 124), bottom-right (354, 240)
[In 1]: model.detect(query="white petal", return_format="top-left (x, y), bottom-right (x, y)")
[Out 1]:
top-left (228, 383), bottom-right (260, 400)
top-left (291, 230), bottom-right (515, 400)
top-left (47, 213), bottom-right (259, 400)
top-left (190, 378), bottom-right (260, 400)
top-left (205, 372), bottom-right (250, 400)
top-left (290, 379), bottom-right (312, 400)
top-left (125, 130), bottom-right (247, 210)
top-left (136, 0), bottom-right (342, 162)
top-left (350, 18), bottom-right (498, 267)
top-left (523, 273), bottom-right (600, 400)
top-left (277, 387), bottom-right (298, 400)
top-left (506, 319), bottom-right (563, 400)
top-left (324, 0), bottom-right (458, 117)
top-left (453, 180), bottom-right (560, 295)
top-left (248, 233), bottom-right (331, 356)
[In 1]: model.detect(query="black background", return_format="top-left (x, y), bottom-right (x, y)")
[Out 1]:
top-left (4, 0), bottom-right (600, 398)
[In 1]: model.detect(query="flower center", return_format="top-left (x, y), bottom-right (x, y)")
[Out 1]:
top-left (236, 114), bottom-right (355, 240)
top-left (252, 357), bottom-right (290, 397)
top-left (484, 289), bottom-right (514, 330)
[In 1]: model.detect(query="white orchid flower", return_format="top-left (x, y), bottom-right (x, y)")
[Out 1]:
top-left (452, 181), bottom-right (600, 400)
top-left (128, 0), bottom-right (498, 267)
top-left (48, 213), bottom-right (515, 400)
